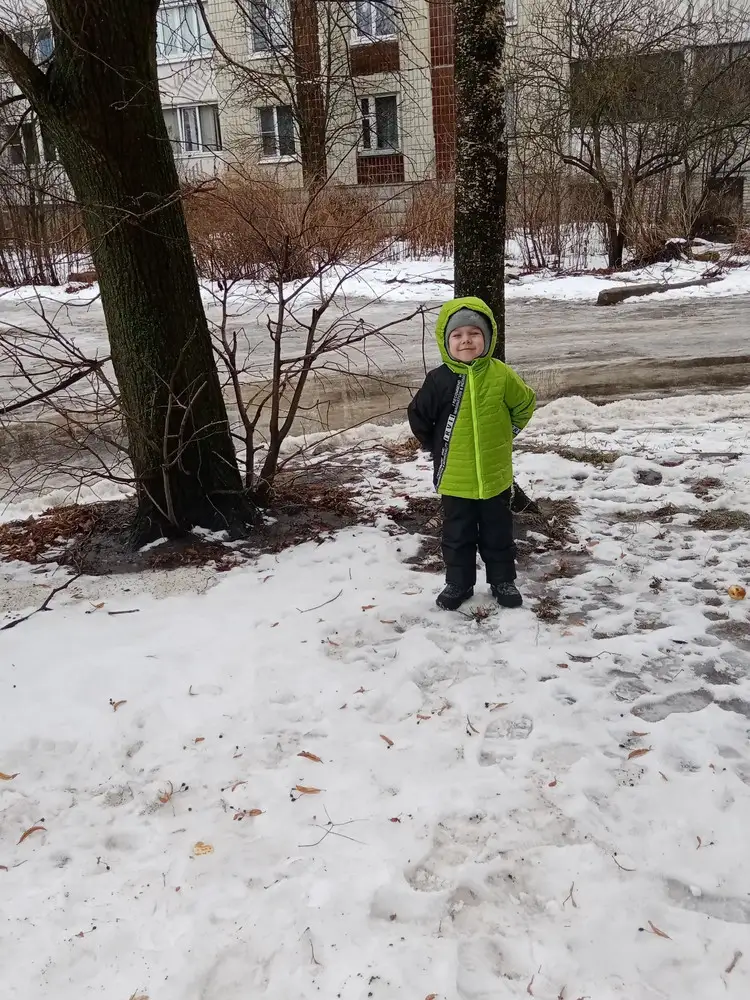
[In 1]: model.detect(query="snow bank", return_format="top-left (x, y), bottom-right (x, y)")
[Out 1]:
top-left (3, 254), bottom-right (750, 310)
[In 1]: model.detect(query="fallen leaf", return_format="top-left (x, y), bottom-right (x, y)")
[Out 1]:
top-left (298, 751), bottom-right (323, 763)
top-left (110, 699), bottom-right (127, 712)
top-left (192, 841), bottom-right (214, 856)
top-left (489, 702), bottom-right (508, 711)
top-left (91, 602), bottom-right (105, 610)
top-left (390, 816), bottom-right (401, 823)
top-left (0, 865), bottom-right (8, 871)
top-left (416, 714), bottom-right (432, 720)
top-left (403, 588), bottom-right (421, 595)
top-left (327, 640), bottom-right (340, 647)
top-left (270, 622), bottom-right (279, 628)
top-left (527, 974), bottom-right (535, 996)
top-left (18, 825), bottom-right (46, 845)
top-left (380, 619), bottom-right (396, 624)
top-left (0, 772), bottom-right (19, 781)
top-left (230, 780), bottom-right (247, 792)
top-left (628, 747), bottom-right (652, 759)
top-left (697, 836), bottom-right (702, 848)
top-left (354, 686), bottom-right (367, 694)
top-left (549, 779), bottom-right (558, 787)
top-left (426, 995), bottom-right (438, 1000)
top-left (557, 662), bottom-right (569, 669)
top-left (648, 920), bottom-right (671, 940)
top-left (630, 731), bottom-right (649, 737)
top-left (194, 737), bottom-right (205, 744)
top-left (234, 809), bottom-right (264, 820)
top-left (294, 785), bottom-right (322, 795)
top-left (727, 584), bottom-right (746, 601)
top-left (361, 604), bottom-right (376, 611)
top-left (158, 782), bottom-right (174, 804)
top-left (380, 734), bottom-right (394, 747)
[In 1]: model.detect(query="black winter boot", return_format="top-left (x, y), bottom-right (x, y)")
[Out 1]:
top-left (491, 582), bottom-right (523, 608)
top-left (436, 583), bottom-right (474, 611)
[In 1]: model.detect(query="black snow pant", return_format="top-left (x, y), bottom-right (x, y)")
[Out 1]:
top-left (441, 489), bottom-right (516, 590)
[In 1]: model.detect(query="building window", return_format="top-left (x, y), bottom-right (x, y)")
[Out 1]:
top-left (249, 0), bottom-right (290, 53)
top-left (259, 106), bottom-right (296, 158)
top-left (163, 105), bottom-right (222, 153)
top-left (12, 25), bottom-right (54, 63)
top-left (156, 2), bottom-right (209, 60)
top-left (360, 95), bottom-right (399, 152)
top-left (2, 117), bottom-right (58, 165)
top-left (354, 0), bottom-right (396, 41)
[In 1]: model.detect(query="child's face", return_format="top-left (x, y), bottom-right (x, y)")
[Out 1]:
top-left (448, 325), bottom-right (486, 363)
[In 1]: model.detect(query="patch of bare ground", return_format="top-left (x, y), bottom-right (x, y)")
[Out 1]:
top-left (0, 474), bottom-right (366, 576)
top-left (517, 442), bottom-right (620, 466)
top-left (613, 503), bottom-right (698, 524)
top-left (691, 509), bottom-right (750, 531)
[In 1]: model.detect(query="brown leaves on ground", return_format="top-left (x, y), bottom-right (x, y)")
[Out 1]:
top-left (294, 785), bottom-right (322, 795)
top-left (18, 825), bottom-right (46, 845)
top-left (192, 842), bottom-right (214, 856)
top-left (298, 751), bottom-right (323, 763)
top-left (0, 772), bottom-right (19, 781)
top-left (110, 699), bottom-right (127, 712)
top-left (380, 734), bottom-right (394, 747)
top-left (628, 747), bottom-right (652, 760)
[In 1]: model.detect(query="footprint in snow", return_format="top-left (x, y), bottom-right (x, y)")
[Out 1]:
top-left (479, 715), bottom-right (534, 766)
top-left (631, 688), bottom-right (713, 722)
top-left (405, 814), bottom-right (503, 893)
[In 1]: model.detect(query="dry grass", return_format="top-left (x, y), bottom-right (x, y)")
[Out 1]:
top-left (382, 438), bottom-right (421, 462)
top-left (517, 442), bottom-right (620, 466)
top-left (613, 503), bottom-right (692, 524)
top-left (692, 509), bottom-right (750, 531)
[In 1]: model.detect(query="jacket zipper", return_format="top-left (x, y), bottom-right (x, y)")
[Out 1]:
top-left (468, 368), bottom-right (485, 498)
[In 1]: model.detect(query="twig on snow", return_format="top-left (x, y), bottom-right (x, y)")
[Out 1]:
top-left (1, 574), bottom-right (81, 632)
top-left (296, 589), bottom-right (343, 614)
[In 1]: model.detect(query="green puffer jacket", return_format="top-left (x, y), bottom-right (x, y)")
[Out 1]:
top-left (407, 297), bottom-right (536, 500)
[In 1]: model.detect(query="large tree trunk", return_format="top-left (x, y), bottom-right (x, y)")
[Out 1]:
top-left (453, 0), bottom-right (507, 360)
top-left (0, 1), bottom-right (252, 541)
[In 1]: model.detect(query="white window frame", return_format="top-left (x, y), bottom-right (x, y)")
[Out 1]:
top-left (248, 0), bottom-right (291, 57)
top-left (258, 105), bottom-right (298, 162)
top-left (163, 104), bottom-right (222, 156)
top-left (156, 1), bottom-right (210, 62)
top-left (506, 0), bottom-right (519, 27)
top-left (359, 93), bottom-right (400, 155)
top-left (351, 0), bottom-right (397, 44)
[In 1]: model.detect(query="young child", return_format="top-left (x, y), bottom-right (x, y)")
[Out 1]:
top-left (407, 296), bottom-right (536, 611)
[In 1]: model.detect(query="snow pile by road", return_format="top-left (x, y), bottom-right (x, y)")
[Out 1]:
top-left (3, 250), bottom-right (750, 310)
top-left (1, 391), bottom-right (750, 999)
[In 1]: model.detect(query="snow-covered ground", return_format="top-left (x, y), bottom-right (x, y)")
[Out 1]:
top-left (2, 391), bottom-right (750, 999)
top-left (2, 249), bottom-right (750, 310)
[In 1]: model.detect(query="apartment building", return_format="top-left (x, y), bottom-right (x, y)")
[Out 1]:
top-left (1, 0), bottom-right (748, 221)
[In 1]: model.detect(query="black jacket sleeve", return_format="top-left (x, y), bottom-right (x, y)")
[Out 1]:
top-left (407, 373), bottom-right (439, 450)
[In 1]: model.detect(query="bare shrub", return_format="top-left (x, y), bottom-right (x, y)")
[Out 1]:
top-left (402, 181), bottom-right (454, 258)
top-left (184, 170), bottom-right (393, 283)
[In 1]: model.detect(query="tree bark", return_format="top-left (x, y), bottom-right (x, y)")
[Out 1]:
top-left (0, 1), bottom-right (253, 541)
top-left (453, 0), bottom-right (507, 360)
